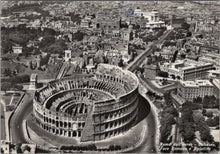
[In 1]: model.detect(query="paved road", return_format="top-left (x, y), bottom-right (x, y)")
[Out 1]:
top-left (56, 62), bottom-right (68, 79)
top-left (162, 83), bottom-right (177, 91)
top-left (141, 77), bottom-right (165, 95)
top-left (124, 30), bottom-right (174, 153)
top-left (10, 92), bottom-right (33, 144)
top-left (127, 110), bottom-right (156, 153)
top-left (127, 30), bottom-right (173, 72)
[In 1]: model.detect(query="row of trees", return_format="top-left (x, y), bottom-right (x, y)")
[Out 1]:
top-left (146, 91), bottom-right (163, 100)
top-left (40, 54), bottom-right (50, 66)
top-left (160, 105), bottom-right (178, 143)
top-left (1, 74), bottom-right (29, 91)
top-left (146, 54), bottom-right (165, 65)
top-left (108, 145), bottom-right (122, 151)
top-left (60, 144), bottom-right (123, 152)
top-left (2, 26), bottom-right (60, 54)
top-left (180, 101), bottom-right (215, 143)
top-left (160, 92), bottom-right (178, 145)
top-left (179, 103), bottom-right (195, 142)
top-left (1, 82), bottom-right (23, 92)
top-left (60, 144), bottom-right (97, 151)
top-left (193, 96), bottom-right (219, 109)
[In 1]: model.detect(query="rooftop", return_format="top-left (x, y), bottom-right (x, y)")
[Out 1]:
top-left (180, 80), bottom-right (213, 87)
top-left (166, 59), bottom-right (213, 71)
top-left (30, 74), bottom-right (37, 82)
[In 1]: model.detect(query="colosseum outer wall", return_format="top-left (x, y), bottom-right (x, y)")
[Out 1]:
top-left (33, 64), bottom-right (139, 142)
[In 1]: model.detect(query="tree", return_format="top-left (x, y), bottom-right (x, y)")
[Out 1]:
top-left (16, 143), bottom-right (22, 153)
top-left (29, 61), bottom-right (34, 70)
top-left (72, 31), bottom-right (86, 41)
top-left (11, 75), bottom-right (30, 84)
top-left (135, 66), bottom-right (144, 74)
top-left (13, 84), bottom-right (23, 91)
top-left (67, 13), bottom-right (81, 24)
top-left (163, 105), bottom-right (178, 117)
top-left (118, 58), bottom-right (124, 67)
top-left (4, 68), bottom-right (12, 77)
top-left (23, 145), bottom-right (31, 152)
top-left (161, 112), bottom-right (175, 126)
top-left (16, 56), bottom-right (20, 61)
top-left (1, 82), bottom-right (11, 91)
top-left (39, 36), bottom-right (55, 48)
top-left (180, 54), bottom-right (186, 59)
top-left (1, 148), bottom-right (4, 154)
top-left (40, 54), bottom-right (50, 66)
top-left (202, 109), bottom-right (206, 115)
top-left (193, 97), bottom-right (202, 104)
top-left (206, 116), bottom-right (219, 127)
top-left (181, 22), bottom-right (190, 30)
top-left (170, 74), bottom-right (176, 80)
top-left (206, 112), bottom-right (213, 118)
top-left (181, 123), bottom-right (195, 142)
top-left (202, 95), bottom-right (219, 108)
top-left (176, 76), bottom-right (181, 80)
top-left (171, 50), bottom-right (178, 62)
top-left (160, 123), bottom-right (172, 143)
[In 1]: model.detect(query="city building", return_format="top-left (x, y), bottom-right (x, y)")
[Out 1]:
top-left (29, 74), bottom-right (37, 90)
top-left (199, 53), bottom-right (220, 70)
top-left (64, 50), bottom-right (72, 62)
top-left (177, 80), bottom-right (214, 101)
top-left (159, 59), bottom-right (214, 80)
top-left (134, 9), bottom-right (166, 28)
top-left (33, 64), bottom-right (139, 142)
top-left (212, 78), bottom-right (220, 99)
top-left (169, 15), bottom-right (185, 28)
top-left (145, 10), bottom-right (166, 28)
top-left (143, 64), bottom-right (159, 79)
top-left (154, 46), bottom-right (177, 60)
top-left (12, 46), bottom-right (23, 54)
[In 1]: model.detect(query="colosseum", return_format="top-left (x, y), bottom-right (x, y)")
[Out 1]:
top-left (33, 64), bottom-right (139, 142)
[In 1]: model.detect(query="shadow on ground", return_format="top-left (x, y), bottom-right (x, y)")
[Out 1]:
top-left (135, 94), bottom-right (151, 125)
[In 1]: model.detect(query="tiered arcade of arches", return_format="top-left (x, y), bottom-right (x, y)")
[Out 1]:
top-left (33, 64), bottom-right (139, 141)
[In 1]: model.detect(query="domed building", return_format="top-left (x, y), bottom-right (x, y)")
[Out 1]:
top-left (33, 64), bottom-right (139, 142)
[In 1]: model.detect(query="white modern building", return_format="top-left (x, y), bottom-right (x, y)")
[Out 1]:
top-left (159, 59), bottom-right (214, 80)
top-left (177, 80), bottom-right (214, 101)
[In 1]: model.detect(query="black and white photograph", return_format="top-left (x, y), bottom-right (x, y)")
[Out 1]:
top-left (0, 1), bottom-right (220, 153)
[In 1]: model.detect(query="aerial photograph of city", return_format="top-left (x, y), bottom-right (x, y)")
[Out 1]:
top-left (0, 1), bottom-right (220, 154)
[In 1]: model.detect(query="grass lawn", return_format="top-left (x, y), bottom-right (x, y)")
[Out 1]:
top-left (1, 96), bottom-right (12, 106)
top-left (1, 94), bottom-right (22, 106)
